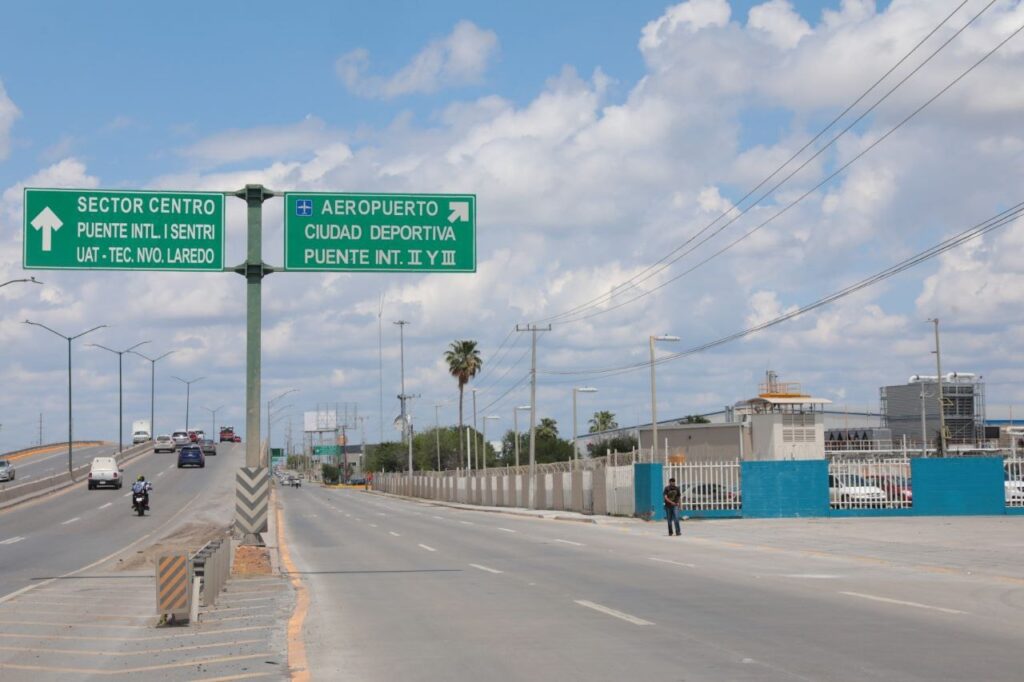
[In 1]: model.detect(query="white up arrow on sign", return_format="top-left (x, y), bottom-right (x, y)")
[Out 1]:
top-left (31, 206), bottom-right (63, 252)
top-left (448, 201), bottom-right (469, 223)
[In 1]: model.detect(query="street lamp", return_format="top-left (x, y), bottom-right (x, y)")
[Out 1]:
top-left (202, 405), bottom-right (225, 444)
top-left (482, 415), bottom-right (500, 470)
top-left (513, 405), bottom-right (531, 468)
top-left (572, 387), bottom-right (598, 464)
top-left (471, 387), bottom-right (479, 472)
top-left (90, 340), bottom-right (150, 453)
top-left (434, 403), bottom-right (444, 471)
top-left (172, 376), bottom-right (204, 432)
top-left (649, 334), bottom-right (680, 463)
top-left (267, 388), bottom-right (298, 453)
top-left (131, 349), bottom-right (175, 440)
top-left (1, 277), bottom-right (42, 289)
top-left (23, 320), bottom-right (107, 477)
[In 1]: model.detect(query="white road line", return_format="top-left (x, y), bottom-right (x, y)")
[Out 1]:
top-left (61, 517), bottom-right (81, 526)
top-left (377, 512), bottom-right (387, 516)
top-left (389, 531), bottom-right (400, 537)
top-left (553, 539), bottom-right (583, 546)
top-left (497, 528), bottom-right (517, 533)
top-left (574, 600), bottom-right (654, 626)
top-left (123, 492), bottom-right (131, 497)
top-left (649, 557), bottom-right (695, 568)
top-left (432, 515), bottom-right (443, 520)
top-left (0, 537), bottom-right (25, 545)
top-left (459, 520), bottom-right (474, 525)
top-left (418, 544), bottom-right (436, 552)
top-left (98, 503), bottom-right (113, 510)
top-left (839, 591), bottom-right (966, 615)
top-left (156, 471), bottom-right (165, 477)
top-left (369, 523), bottom-right (378, 528)
top-left (469, 563), bottom-right (503, 574)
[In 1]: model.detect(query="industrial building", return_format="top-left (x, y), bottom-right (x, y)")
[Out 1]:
top-left (880, 373), bottom-right (985, 448)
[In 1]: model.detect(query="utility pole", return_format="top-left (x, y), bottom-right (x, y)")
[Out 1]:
top-left (929, 318), bottom-right (946, 456)
top-left (471, 387), bottom-right (479, 471)
top-left (920, 383), bottom-right (930, 456)
top-left (394, 320), bottom-right (409, 443)
top-left (649, 334), bottom-right (680, 463)
top-left (434, 403), bottom-right (443, 471)
top-left (516, 324), bottom-right (551, 509)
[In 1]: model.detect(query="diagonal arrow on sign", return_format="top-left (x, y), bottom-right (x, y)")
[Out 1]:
top-left (31, 206), bottom-right (63, 252)
top-left (448, 201), bottom-right (469, 223)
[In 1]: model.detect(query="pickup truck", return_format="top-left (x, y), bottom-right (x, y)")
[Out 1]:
top-left (88, 457), bottom-right (124, 490)
top-left (219, 426), bottom-right (236, 442)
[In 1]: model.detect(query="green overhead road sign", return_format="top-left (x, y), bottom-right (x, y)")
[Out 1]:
top-left (283, 192), bottom-right (476, 272)
top-left (23, 188), bottom-right (225, 271)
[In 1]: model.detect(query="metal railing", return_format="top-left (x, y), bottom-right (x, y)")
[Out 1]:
top-left (1006, 457), bottom-right (1024, 508)
top-left (664, 460), bottom-right (741, 511)
top-left (828, 457), bottom-right (911, 509)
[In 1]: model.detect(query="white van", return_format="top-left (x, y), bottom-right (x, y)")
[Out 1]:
top-left (88, 457), bottom-right (124, 490)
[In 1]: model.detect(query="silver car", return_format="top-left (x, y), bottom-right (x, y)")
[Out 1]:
top-left (171, 431), bottom-right (191, 448)
top-left (0, 459), bottom-right (14, 482)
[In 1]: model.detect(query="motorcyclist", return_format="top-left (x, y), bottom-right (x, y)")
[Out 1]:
top-left (131, 475), bottom-right (153, 511)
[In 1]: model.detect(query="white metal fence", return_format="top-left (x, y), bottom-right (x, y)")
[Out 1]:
top-left (828, 457), bottom-right (912, 509)
top-left (663, 460), bottom-right (741, 511)
top-left (606, 465), bottom-right (634, 516)
top-left (1006, 457), bottom-right (1024, 507)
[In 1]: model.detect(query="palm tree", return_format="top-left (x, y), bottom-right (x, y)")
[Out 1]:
top-left (588, 410), bottom-right (618, 433)
top-left (444, 340), bottom-right (482, 465)
top-left (537, 417), bottom-right (559, 439)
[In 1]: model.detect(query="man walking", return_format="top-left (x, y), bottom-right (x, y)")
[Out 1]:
top-left (663, 477), bottom-right (681, 536)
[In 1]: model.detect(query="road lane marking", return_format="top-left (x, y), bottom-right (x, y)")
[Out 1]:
top-left (497, 527), bottom-right (517, 533)
top-left (469, 563), bottom-right (503, 574)
top-left (781, 574), bottom-right (843, 579)
top-left (649, 557), bottom-right (695, 568)
top-left (98, 502), bottom-right (113, 510)
top-left (574, 600), bottom-right (654, 626)
top-left (389, 531), bottom-right (400, 537)
top-left (0, 537), bottom-right (25, 545)
top-left (553, 539), bottom-right (583, 546)
top-left (839, 591), bottom-right (966, 615)
top-left (432, 515), bottom-right (443, 520)
top-left (123, 492), bottom-right (131, 497)
top-left (60, 517), bottom-right (80, 526)
top-left (418, 544), bottom-right (436, 552)
top-left (459, 520), bottom-right (474, 525)
top-left (156, 471), bottom-right (164, 477)
top-left (0, 652), bottom-right (275, 675)
top-left (377, 512), bottom-right (387, 516)
top-left (0, 638), bottom-right (266, 657)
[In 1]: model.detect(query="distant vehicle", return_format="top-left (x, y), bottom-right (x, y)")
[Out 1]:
top-left (1005, 469), bottom-right (1024, 504)
top-left (232, 435), bottom-right (242, 443)
top-left (199, 439), bottom-right (217, 456)
top-left (131, 430), bottom-right (151, 444)
top-left (286, 476), bottom-right (301, 488)
top-left (131, 420), bottom-right (151, 441)
top-left (867, 475), bottom-right (912, 502)
top-left (88, 457), bottom-right (124, 489)
top-left (219, 426), bottom-right (235, 442)
top-left (349, 477), bottom-right (367, 486)
top-left (188, 431), bottom-right (199, 443)
top-left (678, 483), bottom-right (738, 507)
top-left (828, 474), bottom-right (887, 506)
top-left (177, 445), bottom-right (205, 468)
top-left (193, 429), bottom-right (206, 441)
top-left (172, 431), bottom-right (191, 448)
top-left (153, 435), bottom-right (175, 453)
top-left (0, 459), bottom-right (14, 482)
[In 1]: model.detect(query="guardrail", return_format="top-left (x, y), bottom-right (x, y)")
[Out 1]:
top-left (0, 440), bottom-right (151, 509)
top-left (156, 536), bottom-right (234, 625)
top-left (193, 537), bottom-right (233, 608)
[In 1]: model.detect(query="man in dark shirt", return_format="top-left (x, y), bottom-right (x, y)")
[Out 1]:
top-left (663, 477), bottom-right (682, 536)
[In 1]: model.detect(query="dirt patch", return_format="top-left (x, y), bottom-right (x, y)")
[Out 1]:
top-left (233, 545), bottom-right (273, 576)
top-left (116, 521), bottom-right (229, 571)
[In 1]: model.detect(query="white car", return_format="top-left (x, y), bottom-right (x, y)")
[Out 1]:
top-left (0, 459), bottom-right (14, 482)
top-left (171, 431), bottom-right (191, 448)
top-left (829, 474), bottom-right (887, 506)
top-left (153, 435), bottom-right (175, 453)
top-left (132, 430), bottom-right (151, 444)
top-left (1005, 470), bottom-right (1024, 504)
top-left (88, 457), bottom-right (124, 490)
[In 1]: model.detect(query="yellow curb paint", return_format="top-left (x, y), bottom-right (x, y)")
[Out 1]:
top-left (278, 498), bottom-right (310, 681)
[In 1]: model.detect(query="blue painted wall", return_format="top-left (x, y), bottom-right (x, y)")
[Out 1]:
top-left (741, 460), bottom-right (829, 518)
top-left (634, 462), bottom-right (665, 521)
top-left (911, 457), bottom-right (1005, 516)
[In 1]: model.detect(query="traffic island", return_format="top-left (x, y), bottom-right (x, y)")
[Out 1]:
top-left (233, 544), bottom-right (273, 577)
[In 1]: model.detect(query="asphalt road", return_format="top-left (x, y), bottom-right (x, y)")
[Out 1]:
top-left (282, 487), bottom-right (1024, 682)
top-left (1, 442), bottom-right (119, 485)
top-left (0, 441), bottom-right (240, 601)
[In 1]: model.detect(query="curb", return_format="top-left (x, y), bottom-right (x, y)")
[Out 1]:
top-left (365, 489), bottom-right (601, 524)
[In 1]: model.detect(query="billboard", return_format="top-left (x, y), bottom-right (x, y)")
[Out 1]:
top-left (304, 410), bottom-right (338, 432)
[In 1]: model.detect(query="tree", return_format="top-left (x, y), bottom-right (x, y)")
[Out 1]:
top-left (364, 442), bottom-right (407, 472)
top-left (537, 417), bottom-right (559, 439)
top-left (588, 411), bottom-right (618, 433)
top-left (587, 434), bottom-right (639, 456)
top-left (444, 340), bottom-right (482, 467)
top-left (502, 418), bottom-right (573, 464)
top-left (682, 415), bottom-right (710, 424)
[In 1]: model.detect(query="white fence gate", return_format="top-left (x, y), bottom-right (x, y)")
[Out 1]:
top-left (828, 457), bottom-right (912, 510)
top-left (663, 460), bottom-right (741, 511)
top-left (1006, 457), bottom-right (1024, 507)
top-left (606, 465), bottom-right (634, 516)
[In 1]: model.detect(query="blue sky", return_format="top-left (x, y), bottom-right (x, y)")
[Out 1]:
top-left (1, 0), bottom-right (1022, 451)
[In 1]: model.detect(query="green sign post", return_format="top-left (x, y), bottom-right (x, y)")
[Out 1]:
top-left (283, 192), bottom-right (475, 272)
top-left (23, 188), bottom-right (225, 271)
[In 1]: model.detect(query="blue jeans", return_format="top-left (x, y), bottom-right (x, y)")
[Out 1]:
top-left (665, 505), bottom-right (681, 534)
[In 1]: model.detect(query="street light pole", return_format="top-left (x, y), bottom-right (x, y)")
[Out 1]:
top-left (24, 321), bottom-right (107, 477)
top-left (471, 388), bottom-right (479, 472)
top-left (1, 277), bottom-right (42, 290)
top-left (513, 405), bottom-right (531, 468)
top-left (202, 405), bottom-right (225, 443)
top-left (267, 388), bottom-right (298, 454)
top-left (572, 387), bottom-right (598, 464)
top-left (131, 350), bottom-right (175, 439)
top-left (482, 415), bottom-right (500, 469)
top-left (172, 376), bottom-right (204, 433)
top-left (90, 341), bottom-right (150, 453)
top-left (649, 335), bottom-right (680, 463)
top-left (394, 320), bottom-right (409, 443)
top-left (434, 403), bottom-right (443, 471)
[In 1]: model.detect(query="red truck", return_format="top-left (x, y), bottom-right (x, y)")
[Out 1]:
top-left (219, 426), bottom-right (236, 442)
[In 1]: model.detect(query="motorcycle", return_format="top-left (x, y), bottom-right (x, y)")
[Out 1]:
top-left (132, 490), bottom-right (148, 516)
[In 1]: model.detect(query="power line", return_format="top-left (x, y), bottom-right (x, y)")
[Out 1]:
top-left (534, 0), bottom-right (988, 326)
top-left (539, 200), bottom-right (1024, 379)
top-left (556, 11), bottom-right (1022, 326)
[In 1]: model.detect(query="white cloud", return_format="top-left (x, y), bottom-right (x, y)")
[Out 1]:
top-left (0, 79), bottom-right (19, 160)
top-left (748, 0), bottom-right (812, 49)
top-left (180, 116), bottom-right (346, 166)
top-left (337, 20), bottom-right (499, 99)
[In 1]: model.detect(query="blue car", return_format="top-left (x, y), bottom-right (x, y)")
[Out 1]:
top-left (177, 444), bottom-right (205, 468)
